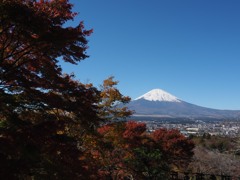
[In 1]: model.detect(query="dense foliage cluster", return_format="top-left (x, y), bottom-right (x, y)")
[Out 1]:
top-left (97, 121), bottom-right (194, 179)
top-left (0, 1), bottom-right (195, 179)
top-left (188, 134), bottom-right (240, 177)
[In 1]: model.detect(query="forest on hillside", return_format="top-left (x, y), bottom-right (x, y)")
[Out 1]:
top-left (0, 1), bottom-right (239, 179)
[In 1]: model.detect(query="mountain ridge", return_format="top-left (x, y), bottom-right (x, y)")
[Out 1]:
top-left (127, 89), bottom-right (240, 119)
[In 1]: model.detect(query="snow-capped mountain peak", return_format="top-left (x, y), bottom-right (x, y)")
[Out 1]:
top-left (135, 89), bottom-right (181, 102)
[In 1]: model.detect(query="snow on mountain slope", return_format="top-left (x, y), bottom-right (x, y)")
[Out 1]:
top-left (129, 89), bottom-right (240, 119)
top-left (135, 89), bottom-right (181, 102)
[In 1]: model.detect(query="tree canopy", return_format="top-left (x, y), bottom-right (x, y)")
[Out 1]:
top-left (97, 121), bottom-right (194, 179)
top-left (0, 0), bottom-right (96, 123)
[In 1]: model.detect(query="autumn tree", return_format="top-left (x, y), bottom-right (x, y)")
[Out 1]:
top-left (98, 76), bottom-right (132, 122)
top-left (152, 128), bottom-right (195, 170)
top-left (122, 122), bottom-right (169, 180)
top-left (0, 0), bottom-right (133, 179)
top-left (97, 121), bottom-right (157, 179)
top-left (0, 0), bottom-right (98, 122)
top-left (97, 121), bottom-right (194, 179)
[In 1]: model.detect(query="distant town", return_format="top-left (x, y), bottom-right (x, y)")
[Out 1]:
top-left (131, 117), bottom-right (240, 137)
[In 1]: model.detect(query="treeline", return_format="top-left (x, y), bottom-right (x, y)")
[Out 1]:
top-left (186, 134), bottom-right (240, 177)
top-left (191, 133), bottom-right (240, 153)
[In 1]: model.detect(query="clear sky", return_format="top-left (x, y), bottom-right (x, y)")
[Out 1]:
top-left (63, 0), bottom-right (240, 110)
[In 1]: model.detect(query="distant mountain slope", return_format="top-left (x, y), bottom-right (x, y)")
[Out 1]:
top-left (127, 89), bottom-right (240, 119)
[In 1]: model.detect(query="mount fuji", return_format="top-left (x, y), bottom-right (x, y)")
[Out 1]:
top-left (127, 89), bottom-right (240, 119)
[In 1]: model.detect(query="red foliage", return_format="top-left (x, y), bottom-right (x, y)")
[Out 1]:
top-left (96, 121), bottom-right (195, 178)
top-left (98, 124), bottom-right (112, 135)
top-left (152, 128), bottom-right (195, 166)
top-left (123, 121), bottom-right (146, 139)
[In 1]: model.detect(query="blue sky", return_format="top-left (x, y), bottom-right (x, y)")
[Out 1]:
top-left (63, 0), bottom-right (240, 110)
